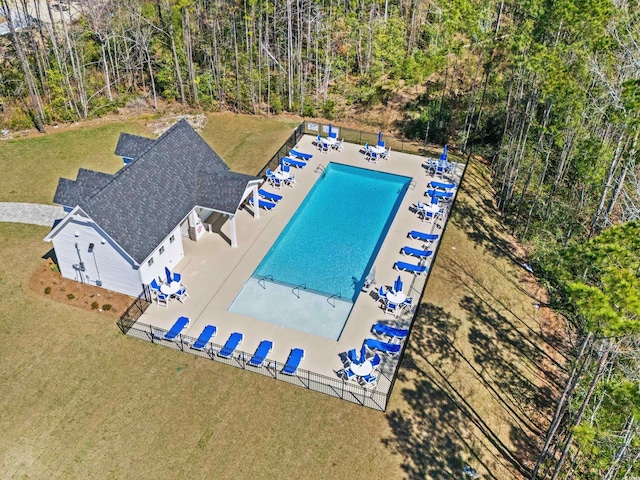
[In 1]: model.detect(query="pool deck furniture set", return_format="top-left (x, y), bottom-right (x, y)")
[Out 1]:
top-left (149, 268), bottom-right (190, 307)
top-left (340, 321), bottom-right (410, 388)
top-left (160, 317), bottom-right (306, 375)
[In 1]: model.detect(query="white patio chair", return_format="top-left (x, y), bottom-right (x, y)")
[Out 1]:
top-left (285, 173), bottom-right (297, 187)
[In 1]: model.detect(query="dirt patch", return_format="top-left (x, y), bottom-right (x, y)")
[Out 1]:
top-left (29, 259), bottom-right (135, 318)
top-left (146, 113), bottom-right (207, 135)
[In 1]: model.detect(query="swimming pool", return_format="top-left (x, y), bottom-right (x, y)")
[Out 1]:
top-left (254, 163), bottom-right (411, 301)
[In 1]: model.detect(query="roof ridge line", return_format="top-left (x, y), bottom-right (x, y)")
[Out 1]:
top-left (82, 120), bottom-right (187, 205)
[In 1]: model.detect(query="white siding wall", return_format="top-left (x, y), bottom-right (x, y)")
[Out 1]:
top-left (51, 217), bottom-right (142, 296)
top-left (139, 226), bottom-right (184, 285)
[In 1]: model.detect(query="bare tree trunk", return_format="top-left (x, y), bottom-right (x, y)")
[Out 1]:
top-left (44, 0), bottom-right (78, 117)
top-left (101, 43), bottom-right (113, 101)
top-left (551, 339), bottom-right (613, 480)
top-left (600, 129), bottom-right (638, 230)
top-left (513, 102), bottom-right (552, 232)
top-left (589, 132), bottom-right (626, 237)
top-left (56, 0), bottom-right (87, 117)
top-left (232, 13), bottom-right (241, 112)
top-left (182, 6), bottom-right (198, 104)
top-left (532, 332), bottom-right (593, 480)
top-left (286, 0), bottom-right (293, 110)
top-left (2, 0), bottom-right (45, 132)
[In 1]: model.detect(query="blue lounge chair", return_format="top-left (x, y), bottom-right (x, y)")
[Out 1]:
top-left (218, 332), bottom-right (243, 358)
top-left (150, 278), bottom-right (161, 291)
top-left (258, 189), bottom-right (283, 203)
top-left (429, 181), bottom-right (456, 190)
top-left (248, 340), bottom-right (273, 366)
top-left (191, 325), bottom-right (217, 350)
top-left (372, 323), bottom-right (409, 340)
top-left (364, 338), bottom-right (402, 356)
top-left (282, 156), bottom-right (307, 168)
top-left (249, 197), bottom-right (276, 210)
top-left (400, 246), bottom-right (433, 259)
top-left (163, 316), bottom-right (190, 341)
top-left (426, 189), bottom-right (454, 199)
top-left (395, 261), bottom-right (428, 275)
top-left (289, 149), bottom-right (313, 160)
top-left (408, 231), bottom-right (440, 244)
top-left (282, 348), bottom-right (304, 375)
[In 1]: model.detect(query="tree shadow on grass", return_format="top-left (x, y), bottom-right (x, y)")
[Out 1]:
top-left (386, 304), bottom-right (531, 479)
top-left (460, 294), bottom-right (566, 395)
top-left (449, 256), bottom-right (569, 371)
top-left (450, 162), bottom-right (526, 267)
top-left (385, 364), bottom-right (470, 480)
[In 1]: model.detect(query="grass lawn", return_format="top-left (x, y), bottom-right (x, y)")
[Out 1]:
top-left (0, 113), bottom-right (299, 205)
top-left (0, 114), bottom-right (566, 479)
top-left (0, 122), bottom-right (147, 205)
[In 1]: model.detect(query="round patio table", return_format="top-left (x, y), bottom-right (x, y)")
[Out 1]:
top-left (274, 170), bottom-right (290, 181)
top-left (160, 282), bottom-right (182, 296)
top-left (350, 360), bottom-right (373, 377)
top-left (371, 145), bottom-right (386, 155)
top-left (386, 291), bottom-right (406, 305)
top-left (420, 204), bottom-right (440, 216)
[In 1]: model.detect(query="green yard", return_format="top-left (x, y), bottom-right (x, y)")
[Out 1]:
top-left (0, 114), bottom-right (565, 479)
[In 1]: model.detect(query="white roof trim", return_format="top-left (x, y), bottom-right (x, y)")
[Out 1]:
top-left (44, 206), bottom-right (138, 266)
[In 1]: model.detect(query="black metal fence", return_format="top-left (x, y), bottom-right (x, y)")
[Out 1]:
top-left (257, 122), bottom-right (305, 178)
top-left (256, 120), bottom-right (459, 182)
top-left (118, 317), bottom-right (398, 411)
top-left (300, 121), bottom-right (434, 156)
top-left (117, 284), bottom-right (152, 334)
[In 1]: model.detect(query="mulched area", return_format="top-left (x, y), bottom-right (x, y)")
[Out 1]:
top-left (29, 258), bottom-right (134, 318)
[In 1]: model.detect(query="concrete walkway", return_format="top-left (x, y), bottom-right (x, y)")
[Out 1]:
top-left (0, 203), bottom-right (64, 227)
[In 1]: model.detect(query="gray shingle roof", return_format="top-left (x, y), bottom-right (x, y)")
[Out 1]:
top-left (114, 133), bottom-right (156, 159)
top-left (57, 119), bottom-right (260, 264)
top-left (53, 169), bottom-right (114, 207)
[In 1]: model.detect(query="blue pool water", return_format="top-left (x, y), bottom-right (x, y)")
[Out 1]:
top-left (253, 163), bottom-right (411, 302)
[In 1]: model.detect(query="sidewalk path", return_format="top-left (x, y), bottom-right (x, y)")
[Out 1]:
top-left (0, 203), bottom-right (65, 227)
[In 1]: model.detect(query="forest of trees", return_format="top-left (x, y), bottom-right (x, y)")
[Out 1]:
top-left (1, 0), bottom-right (639, 477)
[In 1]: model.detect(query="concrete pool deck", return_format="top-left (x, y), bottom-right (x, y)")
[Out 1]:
top-left (136, 134), bottom-right (465, 395)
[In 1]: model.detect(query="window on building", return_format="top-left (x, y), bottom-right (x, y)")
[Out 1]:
top-left (148, 257), bottom-right (154, 267)
top-left (159, 246), bottom-right (165, 255)
top-left (169, 234), bottom-right (175, 244)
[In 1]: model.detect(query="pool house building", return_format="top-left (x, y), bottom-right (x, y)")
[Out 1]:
top-left (44, 120), bottom-right (262, 297)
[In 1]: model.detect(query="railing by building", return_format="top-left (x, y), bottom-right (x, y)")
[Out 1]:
top-left (119, 318), bottom-right (395, 411)
top-left (117, 284), bottom-right (152, 334)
